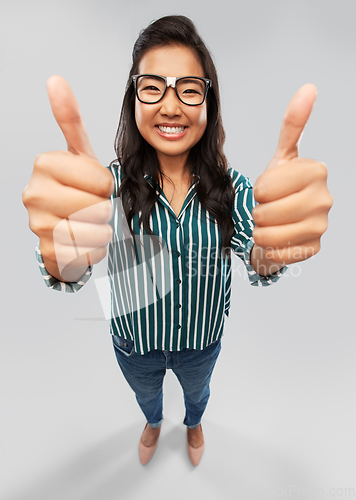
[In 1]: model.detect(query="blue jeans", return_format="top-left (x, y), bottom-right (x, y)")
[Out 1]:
top-left (112, 335), bottom-right (222, 429)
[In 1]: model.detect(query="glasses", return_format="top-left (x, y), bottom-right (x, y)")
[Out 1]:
top-left (131, 74), bottom-right (212, 106)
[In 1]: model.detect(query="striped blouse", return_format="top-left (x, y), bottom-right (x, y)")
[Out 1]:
top-left (35, 163), bottom-right (287, 355)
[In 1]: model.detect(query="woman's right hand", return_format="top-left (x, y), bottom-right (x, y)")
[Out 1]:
top-left (22, 75), bottom-right (115, 282)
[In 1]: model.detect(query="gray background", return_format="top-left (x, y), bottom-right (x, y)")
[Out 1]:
top-left (1, 0), bottom-right (355, 499)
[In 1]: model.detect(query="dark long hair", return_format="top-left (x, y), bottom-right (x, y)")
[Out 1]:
top-left (111, 15), bottom-right (235, 259)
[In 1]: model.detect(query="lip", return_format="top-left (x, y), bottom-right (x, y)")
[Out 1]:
top-left (155, 124), bottom-right (188, 140)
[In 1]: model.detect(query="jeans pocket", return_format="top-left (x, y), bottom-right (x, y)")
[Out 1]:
top-left (112, 335), bottom-right (135, 357)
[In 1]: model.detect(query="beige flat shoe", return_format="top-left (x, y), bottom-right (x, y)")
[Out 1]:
top-left (187, 424), bottom-right (205, 466)
top-left (139, 423), bottom-right (161, 465)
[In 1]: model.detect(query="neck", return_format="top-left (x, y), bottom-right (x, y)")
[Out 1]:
top-left (156, 152), bottom-right (191, 183)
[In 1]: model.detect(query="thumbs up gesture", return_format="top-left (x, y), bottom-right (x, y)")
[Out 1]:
top-left (251, 84), bottom-right (333, 270)
top-left (22, 76), bottom-right (115, 282)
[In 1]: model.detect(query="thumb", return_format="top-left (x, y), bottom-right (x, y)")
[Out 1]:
top-left (46, 75), bottom-right (98, 160)
top-left (266, 83), bottom-right (318, 171)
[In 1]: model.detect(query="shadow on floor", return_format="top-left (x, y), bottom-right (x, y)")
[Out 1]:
top-left (7, 419), bottom-right (321, 500)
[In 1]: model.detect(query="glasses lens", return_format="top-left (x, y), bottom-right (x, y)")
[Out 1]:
top-left (177, 78), bottom-right (206, 105)
top-left (136, 75), bottom-right (166, 103)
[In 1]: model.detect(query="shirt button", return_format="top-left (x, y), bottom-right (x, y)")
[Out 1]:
top-left (176, 279), bottom-right (181, 284)
top-left (176, 221), bottom-right (180, 227)
top-left (177, 325), bottom-right (181, 329)
top-left (176, 251), bottom-right (181, 257)
top-left (176, 304), bottom-right (181, 308)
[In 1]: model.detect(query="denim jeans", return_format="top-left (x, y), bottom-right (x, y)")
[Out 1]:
top-left (112, 334), bottom-right (222, 429)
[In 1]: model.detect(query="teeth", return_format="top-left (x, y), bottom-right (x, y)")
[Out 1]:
top-left (158, 126), bottom-right (185, 134)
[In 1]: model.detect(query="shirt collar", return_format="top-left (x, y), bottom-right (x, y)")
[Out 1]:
top-left (144, 172), bottom-right (199, 182)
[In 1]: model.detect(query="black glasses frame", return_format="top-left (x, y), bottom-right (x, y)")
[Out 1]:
top-left (131, 74), bottom-right (212, 106)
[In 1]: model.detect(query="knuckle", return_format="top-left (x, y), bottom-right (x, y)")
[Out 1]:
top-left (29, 216), bottom-right (43, 235)
top-left (89, 246), bottom-right (108, 264)
top-left (320, 193), bottom-right (333, 212)
top-left (29, 217), bottom-right (50, 236)
top-left (320, 218), bottom-right (329, 235)
top-left (253, 181), bottom-right (266, 203)
top-left (93, 200), bottom-right (113, 222)
top-left (22, 187), bottom-right (31, 207)
top-left (326, 193), bottom-right (334, 210)
top-left (319, 216), bottom-right (329, 235)
top-left (252, 227), bottom-right (267, 247)
top-left (34, 151), bottom-right (67, 174)
top-left (101, 200), bottom-right (114, 221)
top-left (310, 217), bottom-right (328, 238)
top-left (104, 223), bottom-right (113, 243)
top-left (29, 218), bottom-right (40, 235)
top-left (309, 241), bottom-right (321, 257)
top-left (22, 179), bottom-right (39, 207)
top-left (314, 192), bottom-right (333, 213)
top-left (23, 190), bottom-right (40, 208)
top-left (30, 213), bottom-right (56, 237)
top-left (96, 170), bottom-right (115, 197)
top-left (252, 206), bottom-right (265, 226)
top-left (314, 241), bottom-right (321, 254)
top-left (34, 153), bottom-right (49, 172)
top-left (313, 161), bottom-right (328, 180)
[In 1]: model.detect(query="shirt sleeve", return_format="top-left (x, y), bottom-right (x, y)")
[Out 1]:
top-left (228, 167), bottom-right (287, 287)
top-left (35, 242), bottom-right (93, 293)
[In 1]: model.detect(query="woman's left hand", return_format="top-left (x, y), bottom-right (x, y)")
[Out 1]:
top-left (251, 83), bottom-right (333, 265)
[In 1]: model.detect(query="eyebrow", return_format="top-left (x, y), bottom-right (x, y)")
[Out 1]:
top-left (138, 75), bottom-right (204, 87)
top-left (178, 78), bottom-right (204, 89)
top-left (138, 75), bottom-right (163, 82)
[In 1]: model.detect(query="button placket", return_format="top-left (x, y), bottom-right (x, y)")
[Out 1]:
top-left (175, 218), bottom-right (183, 332)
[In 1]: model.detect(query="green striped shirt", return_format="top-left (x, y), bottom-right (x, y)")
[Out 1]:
top-left (35, 163), bottom-right (286, 354)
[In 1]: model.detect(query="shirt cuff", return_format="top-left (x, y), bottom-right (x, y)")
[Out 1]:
top-left (243, 239), bottom-right (288, 286)
top-left (35, 243), bottom-right (93, 293)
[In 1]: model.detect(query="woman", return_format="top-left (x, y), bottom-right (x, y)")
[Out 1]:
top-left (22, 15), bottom-right (332, 466)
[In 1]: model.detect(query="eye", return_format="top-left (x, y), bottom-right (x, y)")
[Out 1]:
top-left (182, 88), bottom-right (201, 94)
top-left (142, 85), bottom-right (161, 92)
top-left (137, 76), bottom-right (165, 95)
top-left (177, 79), bottom-right (204, 97)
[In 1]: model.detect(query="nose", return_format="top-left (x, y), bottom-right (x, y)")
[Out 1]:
top-left (159, 87), bottom-right (182, 116)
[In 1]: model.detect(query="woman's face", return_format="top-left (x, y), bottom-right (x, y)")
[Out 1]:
top-left (135, 45), bottom-right (208, 169)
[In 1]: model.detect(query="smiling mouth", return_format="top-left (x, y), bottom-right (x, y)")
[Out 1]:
top-left (157, 125), bottom-right (186, 134)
